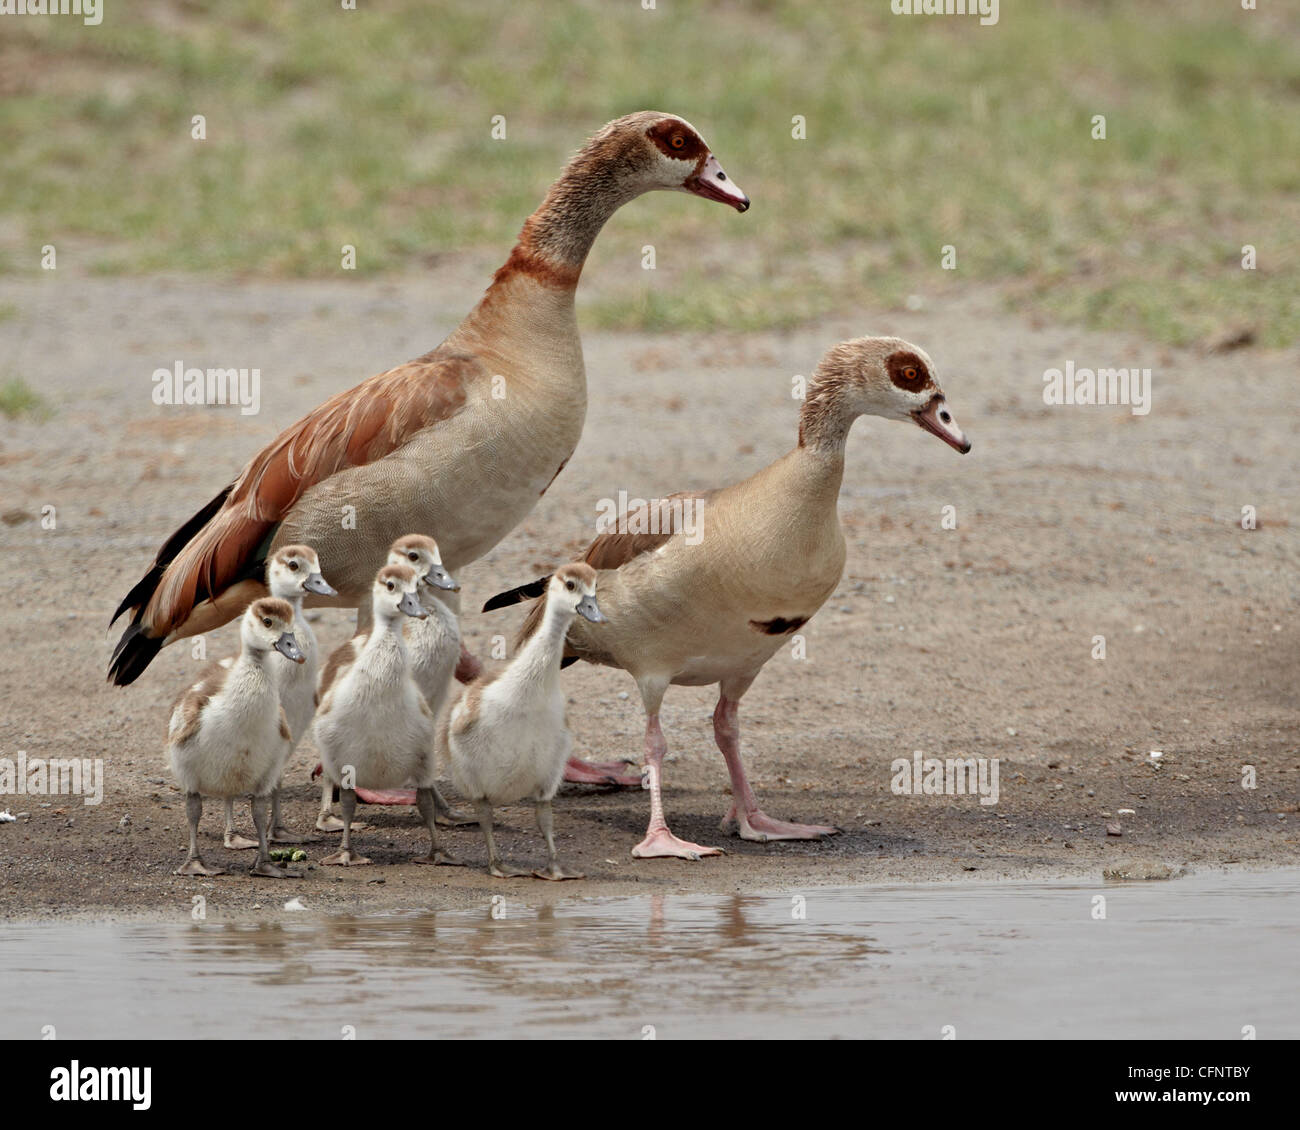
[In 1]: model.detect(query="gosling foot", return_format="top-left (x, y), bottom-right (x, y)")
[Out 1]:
top-left (488, 861), bottom-right (533, 879)
top-left (270, 827), bottom-right (310, 844)
top-left (250, 860), bottom-right (301, 879)
top-left (414, 850), bottom-right (464, 867)
top-left (322, 849), bottom-right (372, 867)
top-left (631, 827), bottom-right (724, 861)
top-left (223, 832), bottom-right (259, 851)
top-left (174, 858), bottom-right (226, 877)
top-left (533, 863), bottom-right (585, 881)
top-left (315, 813), bottom-right (346, 833)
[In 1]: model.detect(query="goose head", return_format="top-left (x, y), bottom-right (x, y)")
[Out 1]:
top-left (266, 544), bottom-right (336, 601)
top-left (243, 598), bottom-right (305, 663)
top-left (374, 563), bottom-right (428, 621)
top-left (550, 563), bottom-right (605, 623)
top-left (591, 112), bottom-right (749, 212)
top-left (812, 337), bottom-right (971, 454)
top-left (387, 534), bottom-right (459, 593)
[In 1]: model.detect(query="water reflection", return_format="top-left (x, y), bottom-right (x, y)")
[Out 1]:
top-left (3, 871), bottom-right (1298, 1039)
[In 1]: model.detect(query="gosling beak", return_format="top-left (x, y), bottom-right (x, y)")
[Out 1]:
top-left (423, 564), bottom-right (460, 592)
top-left (575, 594), bottom-right (606, 624)
top-left (303, 573), bottom-right (337, 597)
top-left (912, 394), bottom-right (971, 454)
top-left (275, 632), bottom-right (306, 664)
top-left (682, 153), bottom-right (750, 213)
top-left (398, 590), bottom-right (428, 619)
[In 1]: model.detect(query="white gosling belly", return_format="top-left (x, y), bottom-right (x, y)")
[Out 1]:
top-left (315, 639), bottom-right (436, 791)
top-left (165, 596), bottom-right (306, 879)
top-left (449, 679), bottom-right (569, 806)
top-left (169, 669), bottom-right (285, 799)
top-left (313, 561), bottom-right (462, 870)
top-left (444, 564), bottom-right (603, 880)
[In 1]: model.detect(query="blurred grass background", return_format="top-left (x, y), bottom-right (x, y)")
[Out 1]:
top-left (0, 0), bottom-right (1296, 345)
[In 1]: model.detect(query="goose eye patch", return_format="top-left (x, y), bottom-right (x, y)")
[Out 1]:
top-left (887, 351), bottom-right (933, 393)
top-left (646, 121), bottom-right (705, 160)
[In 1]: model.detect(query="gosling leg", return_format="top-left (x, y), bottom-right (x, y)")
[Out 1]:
top-left (221, 796), bottom-right (258, 851)
top-left (322, 788), bottom-right (371, 866)
top-left (174, 793), bottom-right (225, 877)
top-left (316, 777), bottom-right (345, 833)
top-left (533, 799), bottom-right (585, 881)
top-left (249, 793), bottom-right (295, 878)
top-left (477, 800), bottom-right (528, 879)
top-left (432, 784), bottom-right (475, 827)
top-left (413, 787), bottom-right (464, 866)
top-left (269, 781), bottom-right (308, 844)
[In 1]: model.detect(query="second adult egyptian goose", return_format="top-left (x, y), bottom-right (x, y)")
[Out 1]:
top-left (485, 337), bottom-right (971, 859)
top-left (108, 111), bottom-right (749, 714)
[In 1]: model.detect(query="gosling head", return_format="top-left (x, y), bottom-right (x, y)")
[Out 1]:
top-left (374, 563), bottom-right (427, 621)
top-left (550, 563), bottom-right (605, 623)
top-left (583, 112), bottom-right (749, 213)
top-left (266, 544), bottom-right (336, 601)
top-left (809, 337), bottom-right (970, 454)
top-left (387, 534), bottom-right (458, 593)
top-left (243, 597), bottom-right (304, 664)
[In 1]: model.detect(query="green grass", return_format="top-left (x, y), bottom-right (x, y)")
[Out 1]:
top-left (0, 377), bottom-right (50, 421)
top-left (1, 0), bottom-right (1296, 345)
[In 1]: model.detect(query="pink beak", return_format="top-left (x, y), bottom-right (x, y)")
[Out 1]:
top-left (682, 153), bottom-right (750, 212)
top-left (913, 395), bottom-right (971, 454)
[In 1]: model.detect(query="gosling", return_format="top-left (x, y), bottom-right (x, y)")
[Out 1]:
top-left (443, 563), bottom-right (604, 880)
top-left (313, 564), bottom-right (459, 867)
top-left (166, 598), bottom-right (305, 878)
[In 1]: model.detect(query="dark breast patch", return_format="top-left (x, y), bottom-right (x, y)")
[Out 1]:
top-left (749, 616), bottom-right (808, 635)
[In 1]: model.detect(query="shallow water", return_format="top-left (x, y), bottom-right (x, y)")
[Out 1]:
top-left (3, 870), bottom-right (1297, 1039)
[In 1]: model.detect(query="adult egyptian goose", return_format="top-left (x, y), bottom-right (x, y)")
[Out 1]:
top-left (313, 564), bottom-right (457, 867)
top-left (443, 564), bottom-right (604, 880)
top-left (166, 597), bottom-right (306, 878)
top-left (485, 337), bottom-right (971, 859)
top-left (313, 534), bottom-right (467, 827)
top-left (221, 545), bottom-right (335, 848)
top-left (107, 112), bottom-right (749, 799)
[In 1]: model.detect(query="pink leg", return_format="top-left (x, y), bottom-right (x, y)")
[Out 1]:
top-left (563, 756), bottom-right (642, 787)
top-left (455, 643), bottom-right (482, 684)
top-left (631, 715), bottom-right (723, 860)
top-left (714, 696), bottom-right (839, 841)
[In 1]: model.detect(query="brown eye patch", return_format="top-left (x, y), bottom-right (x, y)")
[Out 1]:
top-left (646, 120), bottom-right (706, 161)
top-left (887, 351), bottom-right (934, 393)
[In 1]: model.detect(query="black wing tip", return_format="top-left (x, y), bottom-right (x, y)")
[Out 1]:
top-left (482, 575), bottom-right (551, 613)
top-left (107, 623), bottom-right (164, 686)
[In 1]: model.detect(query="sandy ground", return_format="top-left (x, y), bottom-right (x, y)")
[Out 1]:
top-left (0, 265), bottom-right (1296, 922)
